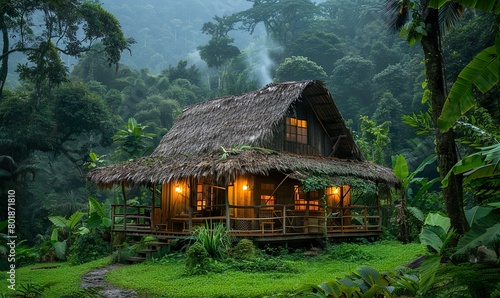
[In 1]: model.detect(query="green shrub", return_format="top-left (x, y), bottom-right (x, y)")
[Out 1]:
top-left (231, 239), bottom-right (256, 260)
top-left (67, 231), bottom-right (111, 265)
top-left (185, 242), bottom-right (211, 275)
top-left (15, 243), bottom-right (39, 267)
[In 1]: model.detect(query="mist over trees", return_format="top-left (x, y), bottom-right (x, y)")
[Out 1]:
top-left (0, 2), bottom-right (499, 288)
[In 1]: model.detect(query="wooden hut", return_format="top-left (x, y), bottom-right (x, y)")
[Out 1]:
top-left (87, 80), bottom-right (399, 242)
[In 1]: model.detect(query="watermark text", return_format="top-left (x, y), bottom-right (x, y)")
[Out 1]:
top-left (6, 190), bottom-right (16, 291)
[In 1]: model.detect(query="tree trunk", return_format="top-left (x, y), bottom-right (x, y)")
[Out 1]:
top-left (421, 8), bottom-right (468, 235)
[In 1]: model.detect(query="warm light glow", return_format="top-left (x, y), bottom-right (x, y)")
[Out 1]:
top-left (333, 187), bottom-right (340, 194)
top-left (175, 186), bottom-right (182, 193)
top-left (242, 184), bottom-right (248, 191)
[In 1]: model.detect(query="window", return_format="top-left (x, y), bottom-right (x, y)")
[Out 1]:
top-left (260, 183), bottom-right (275, 209)
top-left (196, 184), bottom-right (206, 211)
top-left (294, 185), bottom-right (319, 210)
top-left (286, 117), bottom-right (307, 144)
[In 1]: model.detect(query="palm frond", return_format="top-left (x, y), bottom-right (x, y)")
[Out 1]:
top-left (439, 2), bottom-right (464, 33)
top-left (429, 0), bottom-right (500, 14)
top-left (418, 254), bottom-right (441, 294)
top-left (383, 0), bottom-right (411, 32)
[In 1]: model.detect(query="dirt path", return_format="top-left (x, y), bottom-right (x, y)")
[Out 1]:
top-left (81, 264), bottom-right (138, 298)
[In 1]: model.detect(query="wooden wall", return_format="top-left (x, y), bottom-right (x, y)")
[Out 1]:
top-left (272, 100), bottom-right (334, 156)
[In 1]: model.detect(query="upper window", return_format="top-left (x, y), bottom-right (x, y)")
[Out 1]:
top-left (286, 117), bottom-right (307, 144)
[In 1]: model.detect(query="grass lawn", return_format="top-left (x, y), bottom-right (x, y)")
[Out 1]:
top-left (0, 256), bottom-right (114, 296)
top-left (107, 241), bottom-right (426, 297)
top-left (0, 241), bottom-right (426, 297)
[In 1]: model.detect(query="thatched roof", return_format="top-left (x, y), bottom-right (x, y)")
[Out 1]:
top-left (87, 80), bottom-right (398, 188)
top-left (152, 80), bottom-right (361, 160)
top-left (87, 148), bottom-right (399, 188)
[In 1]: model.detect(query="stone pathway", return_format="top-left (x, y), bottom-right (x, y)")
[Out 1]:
top-left (81, 264), bottom-right (138, 298)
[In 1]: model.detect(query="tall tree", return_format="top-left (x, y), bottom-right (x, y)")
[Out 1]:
top-left (0, 0), bottom-right (134, 98)
top-left (198, 16), bottom-right (240, 90)
top-left (384, 0), bottom-right (468, 234)
top-left (274, 56), bottom-right (327, 82)
top-left (235, 0), bottom-right (317, 47)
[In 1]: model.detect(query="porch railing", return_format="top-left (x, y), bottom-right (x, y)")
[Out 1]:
top-left (111, 203), bottom-right (381, 235)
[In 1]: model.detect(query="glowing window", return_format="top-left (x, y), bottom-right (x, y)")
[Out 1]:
top-left (196, 184), bottom-right (206, 211)
top-left (286, 117), bottom-right (307, 144)
top-left (294, 185), bottom-right (319, 210)
top-left (260, 183), bottom-right (275, 209)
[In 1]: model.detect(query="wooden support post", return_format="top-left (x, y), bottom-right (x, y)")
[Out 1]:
top-left (282, 205), bottom-right (286, 234)
top-left (122, 182), bottom-right (127, 230)
top-left (225, 190), bottom-right (231, 231)
top-left (151, 184), bottom-right (155, 230)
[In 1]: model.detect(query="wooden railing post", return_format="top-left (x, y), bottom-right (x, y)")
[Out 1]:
top-left (122, 183), bottom-right (127, 231)
top-left (282, 205), bottom-right (286, 234)
top-left (225, 195), bottom-right (231, 231)
top-left (364, 206), bottom-right (368, 230)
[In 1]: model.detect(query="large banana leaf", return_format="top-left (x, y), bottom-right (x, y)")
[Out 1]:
top-left (438, 46), bottom-right (498, 132)
top-left (393, 154), bottom-right (409, 183)
top-left (454, 208), bottom-right (500, 256)
top-left (67, 211), bottom-right (85, 230)
top-left (53, 241), bottom-right (67, 260)
top-left (442, 143), bottom-right (500, 187)
top-left (424, 212), bottom-right (451, 232)
top-left (429, 0), bottom-right (500, 14)
top-left (465, 206), bottom-right (493, 226)
top-left (420, 225), bottom-right (447, 253)
top-left (48, 215), bottom-right (69, 229)
top-left (88, 197), bottom-right (111, 228)
top-left (420, 213), bottom-right (454, 254)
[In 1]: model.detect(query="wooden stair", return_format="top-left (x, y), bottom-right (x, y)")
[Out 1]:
top-left (123, 240), bottom-right (171, 264)
top-left (125, 256), bottom-right (146, 263)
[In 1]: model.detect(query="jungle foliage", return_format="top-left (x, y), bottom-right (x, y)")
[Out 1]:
top-left (0, 0), bottom-right (499, 296)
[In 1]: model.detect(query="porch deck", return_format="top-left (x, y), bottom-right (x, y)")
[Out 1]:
top-left (111, 203), bottom-right (382, 241)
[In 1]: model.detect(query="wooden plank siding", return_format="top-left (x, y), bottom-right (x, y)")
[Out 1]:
top-left (272, 100), bottom-right (335, 157)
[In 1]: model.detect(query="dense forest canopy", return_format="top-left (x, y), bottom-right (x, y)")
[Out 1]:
top-left (0, 2), bottom-right (499, 295)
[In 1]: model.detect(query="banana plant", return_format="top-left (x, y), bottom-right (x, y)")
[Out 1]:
top-left (430, 0), bottom-right (500, 132)
top-left (454, 204), bottom-right (500, 261)
top-left (48, 211), bottom-right (85, 259)
top-left (418, 206), bottom-right (500, 294)
top-left (112, 117), bottom-right (156, 159)
top-left (392, 154), bottom-right (438, 242)
top-left (48, 211), bottom-right (85, 238)
top-left (418, 212), bottom-right (456, 294)
top-left (86, 196), bottom-right (112, 231)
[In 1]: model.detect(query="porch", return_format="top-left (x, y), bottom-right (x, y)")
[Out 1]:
top-left (111, 202), bottom-right (382, 240)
